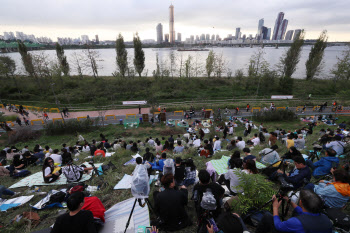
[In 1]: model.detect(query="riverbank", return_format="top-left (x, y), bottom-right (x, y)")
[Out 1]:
top-left (1, 75), bottom-right (349, 110)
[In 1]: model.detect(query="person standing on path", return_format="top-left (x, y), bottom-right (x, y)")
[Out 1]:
top-left (139, 105), bottom-right (141, 114)
top-left (246, 104), bottom-right (250, 112)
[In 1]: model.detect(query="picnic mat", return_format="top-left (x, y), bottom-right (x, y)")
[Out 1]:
top-left (209, 156), bottom-right (230, 175)
top-left (100, 197), bottom-right (150, 233)
top-left (114, 174), bottom-right (158, 190)
top-left (0, 195), bottom-right (34, 211)
top-left (9, 163), bottom-right (102, 189)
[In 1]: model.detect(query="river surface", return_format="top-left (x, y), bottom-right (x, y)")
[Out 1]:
top-left (4, 46), bottom-right (347, 78)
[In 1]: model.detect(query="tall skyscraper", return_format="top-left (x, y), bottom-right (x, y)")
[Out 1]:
top-left (169, 4), bottom-right (175, 44)
top-left (266, 28), bottom-right (271, 40)
top-left (277, 19), bottom-right (288, 40)
top-left (261, 26), bottom-right (268, 40)
top-left (206, 34), bottom-right (210, 40)
top-left (235, 28), bottom-right (241, 39)
top-left (200, 34), bottom-right (205, 41)
top-left (177, 33), bottom-right (182, 42)
top-left (156, 23), bottom-right (163, 44)
top-left (293, 29), bottom-right (302, 41)
top-left (258, 18), bottom-right (264, 36)
top-left (190, 35), bottom-right (194, 42)
top-left (81, 35), bottom-right (89, 44)
top-left (284, 30), bottom-right (294, 40)
top-left (211, 34), bottom-right (215, 40)
top-left (95, 35), bottom-right (99, 44)
top-left (272, 12), bottom-right (284, 40)
top-left (165, 33), bottom-right (169, 43)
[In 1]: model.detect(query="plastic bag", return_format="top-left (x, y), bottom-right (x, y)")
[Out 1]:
top-left (131, 164), bottom-right (150, 198)
top-left (200, 188), bottom-right (217, 210)
top-left (163, 158), bottom-right (175, 175)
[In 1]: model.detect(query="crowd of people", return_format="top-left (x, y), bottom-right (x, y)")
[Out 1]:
top-left (1, 112), bottom-right (350, 233)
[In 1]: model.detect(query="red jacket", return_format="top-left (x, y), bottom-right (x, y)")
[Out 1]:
top-left (83, 196), bottom-right (106, 222)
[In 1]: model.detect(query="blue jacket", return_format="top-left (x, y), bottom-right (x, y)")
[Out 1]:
top-left (312, 156), bottom-right (339, 177)
top-left (283, 166), bottom-right (311, 189)
top-left (314, 181), bottom-right (350, 208)
top-left (150, 159), bottom-right (165, 171)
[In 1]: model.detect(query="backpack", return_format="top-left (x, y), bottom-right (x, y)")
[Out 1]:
top-left (325, 208), bottom-right (350, 231)
top-left (46, 191), bottom-right (66, 205)
top-left (101, 161), bottom-right (116, 172)
top-left (200, 189), bottom-right (217, 211)
top-left (12, 170), bottom-right (31, 178)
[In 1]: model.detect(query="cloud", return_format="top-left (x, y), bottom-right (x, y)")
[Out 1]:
top-left (0, 0), bottom-right (349, 41)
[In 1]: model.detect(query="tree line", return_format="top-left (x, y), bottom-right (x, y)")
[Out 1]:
top-left (0, 30), bottom-right (349, 95)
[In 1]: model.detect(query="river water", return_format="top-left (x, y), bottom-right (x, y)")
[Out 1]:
top-left (4, 46), bottom-right (347, 78)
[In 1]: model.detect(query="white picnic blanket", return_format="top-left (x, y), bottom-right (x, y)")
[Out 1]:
top-left (0, 195), bottom-right (34, 211)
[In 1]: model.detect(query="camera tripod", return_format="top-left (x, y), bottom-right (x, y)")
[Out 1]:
top-left (124, 198), bottom-right (154, 233)
top-left (88, 160), bottom-right (108, 189)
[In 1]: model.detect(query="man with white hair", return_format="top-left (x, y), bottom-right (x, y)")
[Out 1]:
top-left (294, 134), bottom-right (305, 150)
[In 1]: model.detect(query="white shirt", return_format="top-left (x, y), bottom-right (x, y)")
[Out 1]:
top-left (44, 167), bottom-right (53, 182)
top-left (193, 139), bottom-right (201, 147)
top-left (148, 139), bottom-right (155, 146)
top-left (252, 137), bottom-right (260, 146)
top-left (229, 127), bottom-right (234, 135)
top-left (50, 154), bottom-right (62, 164)
top-left (225, 168), bottom-right (243, 193)
top-left (82, 146), bottom-right (90, 152)
top-left (213, 140), bottom-right (221, 151)
top-left (236, 141), bottom-right (246, 150)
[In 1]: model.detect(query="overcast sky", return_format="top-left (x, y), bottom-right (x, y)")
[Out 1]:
top-left (1, 0), bottom-right (349, 42)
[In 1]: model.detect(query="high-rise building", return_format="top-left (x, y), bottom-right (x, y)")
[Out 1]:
top-left (156, 23), bottom-right (163, 44)
top-left (242, 34), bottom-right (246, 42)
top-left (284, 30), bottom-right (294, 40)
top-left (272, 12), bottom-right (284, 40)
top-left (196, 35), bottom-right (200, 41)
top-left (216, 34), bottom-right (220, 41)
top-left (261, 26), bottom-right (268, 40)
top-left (206, 34), bottom-right (210, 40)
top-left (177, 33), bottom-right (182, 42)
top-left (235, 28), bottom-right (241, 39)
top-left (293, 29), bottom-right (302, 41)
top-left (190, 35), bottom-right (194, 42)
top-left (200, 34), bottom-right (205, 41)
top-left (95, 35), bottom-right (99, 44)
top-left (258, 18), bottom-right (264, 36)
top-left (277, 19), bottom-right (288, 40)
top-left (164, 33), bottom-right (169, 43)
top-left (169, 4), bottom-right (175, 44)
top-left (81, 35), bottom-right (89, 44)
top-left (211, 34), bottom-right (215, 40)
top-left (266, 28), bottom-right (271, 40)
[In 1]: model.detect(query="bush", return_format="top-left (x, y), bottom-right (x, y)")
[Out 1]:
top-left (253, 109), bottom-right (297, 122)
top-left (8, 128), bottom-right (41, 144)
top-left (44, 118), bottom-right (100, 135)
top-left (230, 171), bottom-right (276, 214)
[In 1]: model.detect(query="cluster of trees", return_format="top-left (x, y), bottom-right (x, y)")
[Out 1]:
top-left (0, 30), bottom-right (349, 97)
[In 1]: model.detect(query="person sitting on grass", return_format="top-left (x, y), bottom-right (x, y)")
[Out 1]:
top-left (242, 148), bottom-right (256, 163)
top-left (255, 189), bottom-right (332, 233)
top-left (243, 159), bottom-right (258, 174)
top-left (51, 192), bottom-right (98, 233)
top-left (183, 158), bottom-right (196, 187)
top-left (174, 141), bottom-right (185, 154)
top-left (307, 149), bottom-right (339, 178)
top-left (236, 137), bottom-right (245, 150)
top-left (304, 169), bottom-right (350, 208)
top-left (149, 153), bottom-right (167, 171)
top-left (286, 134), bottom-right (295, 149)
top-left (218, 158), bottom-right (244, 195)
top-left (283, 146), bottom-right (302, 160)
top-left (153, 173), bottom-right (191, 231)
top-left (325, 135), bottom-right (346, 156)
top-left (50, 149), bottom-right (63, 164)
top-left (94, 146), bottom-right (106, 157)
top-left (193, 170), bottom-right (225, 219)
top-left (42, 157), bottom-right (62, 183)
top-left (213, 136), bottom-right (222, 151)
top-left (259, 145), bottom-right (280, 165)
top-left (275, 156), bottom-right (311, 189)
top-left (143, 148), bottom-right (155, 163)
top-left (0, 185), bottom-right (17, 201)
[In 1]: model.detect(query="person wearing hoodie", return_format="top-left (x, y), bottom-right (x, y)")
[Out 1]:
top-left (305, 169), bottom-right (350, 208)
top-left (308, 149), bottom-right (339, 178)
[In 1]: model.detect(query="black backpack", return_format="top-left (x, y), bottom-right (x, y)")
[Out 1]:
top-left (325, 208), bottom-right (350, 232)
top-left (46, 191), bottom-right (67, 205)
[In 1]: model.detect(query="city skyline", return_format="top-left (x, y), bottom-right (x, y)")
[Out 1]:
top-left (1, 0), bottom-right (349, 42)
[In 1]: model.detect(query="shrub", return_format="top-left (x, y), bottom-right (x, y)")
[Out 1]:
top-left (44, 118), bottom-right (100, 135)
top-left (230, 171), bottom-right (276, 214)
top-left (8, 127), bottom-right (41, 144)
top-left (253, 109), bottom-right (297, 122)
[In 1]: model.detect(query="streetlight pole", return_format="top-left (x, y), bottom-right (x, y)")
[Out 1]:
top-left (51, 83), bottom-right (66, 125)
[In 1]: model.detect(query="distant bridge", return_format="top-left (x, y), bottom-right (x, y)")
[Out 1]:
top-left (0, 41), bottom-right (44, 53)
